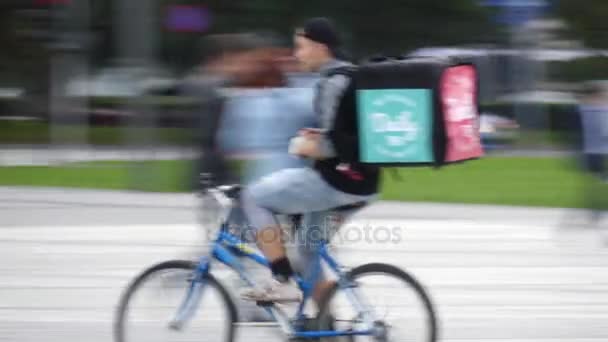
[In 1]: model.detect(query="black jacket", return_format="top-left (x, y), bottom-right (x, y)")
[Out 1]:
top-left (313, 60), bottom-right (380, 195)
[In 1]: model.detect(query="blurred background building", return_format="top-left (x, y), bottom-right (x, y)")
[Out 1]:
top-left (0, 0), bottom-right (607, 193)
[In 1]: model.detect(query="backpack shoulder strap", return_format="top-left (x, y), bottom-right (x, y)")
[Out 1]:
top-left (325, 66), bottom-right (358, 78)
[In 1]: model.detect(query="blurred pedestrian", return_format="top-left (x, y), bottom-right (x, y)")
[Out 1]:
top-left (578, 81), bottom-right (608, 224)
top-left (216, 38), bottom-right (317, 185)
top-left (181, 33), bottom-right (261, 188)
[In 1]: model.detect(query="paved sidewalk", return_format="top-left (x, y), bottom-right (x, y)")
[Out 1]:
top-left (0, 186), bottom-right (607, 342)
top-left (0, 186), bottom-right (596, 227)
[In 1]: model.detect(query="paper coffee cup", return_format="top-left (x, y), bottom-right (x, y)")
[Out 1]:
top-left (288, 136), bottom-right (306, 155)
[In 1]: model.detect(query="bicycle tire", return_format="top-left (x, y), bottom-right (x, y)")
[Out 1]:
top-left (316, 262), bottom-right (438, 342)
top-left (114, 260), bottom-right (238, 342)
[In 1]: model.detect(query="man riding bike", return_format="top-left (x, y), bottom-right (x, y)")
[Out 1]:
top-left (240, 17), bottom-right (380, 303)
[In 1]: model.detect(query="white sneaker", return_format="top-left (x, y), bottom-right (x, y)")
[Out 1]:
top-left (241, 279), bottom-right (302, 303)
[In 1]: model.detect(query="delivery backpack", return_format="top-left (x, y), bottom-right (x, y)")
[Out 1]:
top-left (328, 56), bottom-right (484, 168)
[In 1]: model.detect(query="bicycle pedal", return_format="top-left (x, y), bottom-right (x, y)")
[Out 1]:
top-left (168, 320), bottom-right (183, 331)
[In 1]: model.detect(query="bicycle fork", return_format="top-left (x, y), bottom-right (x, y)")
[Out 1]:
top-left (321, 246), bottom-right (378, 333)
top-left (341, 278), bottom-right (379, 331)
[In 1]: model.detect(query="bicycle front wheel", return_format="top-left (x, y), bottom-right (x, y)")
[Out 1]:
top-left (317, 263), bottom-right (438, 342)
top-left (114, 260), bottom-right (237, 342)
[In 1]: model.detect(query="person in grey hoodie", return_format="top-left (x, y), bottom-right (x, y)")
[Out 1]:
top-left (240, 18), bottom-right (379, 303)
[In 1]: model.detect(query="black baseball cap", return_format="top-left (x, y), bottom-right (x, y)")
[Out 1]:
top-left (296, 17), bottom-right (347, 59)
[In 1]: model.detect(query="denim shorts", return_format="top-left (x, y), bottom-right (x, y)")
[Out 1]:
top-left (243, 167), bottom-right (375, 233)
top-left (241, 167), bottom-right (377, 282)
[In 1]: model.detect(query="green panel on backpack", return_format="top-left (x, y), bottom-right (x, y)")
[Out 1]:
top-left (356, 89), bottom-right (434, 163)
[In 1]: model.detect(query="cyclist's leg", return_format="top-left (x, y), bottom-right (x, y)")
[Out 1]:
top-left (295, 207), bottom-right (364, 304)
top-left (241, 168), bottom-right (332, 278)
top-left (239, 168), bottom-right (334, 301)
top-left (293, 210), bottom-right (333, 303)
top-left (240, 168), bottom-right (371, 301)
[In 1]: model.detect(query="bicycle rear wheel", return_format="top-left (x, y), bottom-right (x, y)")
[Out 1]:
top-left (114, 260), bottom-right (237, 342)
top-left (317, 263), bottom-right (438, 342)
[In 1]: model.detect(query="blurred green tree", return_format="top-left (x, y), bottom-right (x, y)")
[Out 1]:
top-left (204, 0), bottom-right (497, 59)
top-left (0, 0), bottom-right (499, 86)
top-left (557, 0), bottom-right (608, 48)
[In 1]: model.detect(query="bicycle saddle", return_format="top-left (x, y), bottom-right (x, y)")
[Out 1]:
top-left (330, 201), bottom-right (368, 212)
top-left (217, 184), bottom-right (242, 200)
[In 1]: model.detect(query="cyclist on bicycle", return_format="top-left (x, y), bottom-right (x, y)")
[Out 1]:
top-left (241, 17), bottom-right (380, 303)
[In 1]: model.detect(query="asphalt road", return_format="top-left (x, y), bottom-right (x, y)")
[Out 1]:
top-left (0, 187), bottom-right (607, 342)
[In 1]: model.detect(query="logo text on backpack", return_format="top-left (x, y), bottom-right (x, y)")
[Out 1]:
top-left (357, 89), bottom-right (433, 163)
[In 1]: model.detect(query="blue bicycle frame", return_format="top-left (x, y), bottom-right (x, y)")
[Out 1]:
top-left (171, 221), bottom-right (377, 339)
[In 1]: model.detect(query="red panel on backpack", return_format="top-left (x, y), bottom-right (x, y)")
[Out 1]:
top-left (440, 65), bottom-right (484, 162)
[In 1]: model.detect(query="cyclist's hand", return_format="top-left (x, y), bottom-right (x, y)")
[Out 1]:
top-left (298, 127), bottom-right (324, 138)
top-left (293, 138), bottom-right (322, 159)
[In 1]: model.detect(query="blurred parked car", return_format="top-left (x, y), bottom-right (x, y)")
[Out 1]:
top-left (65, 65), bottom-right (176, 98)
top-left (479, 113), bottom-right (519, 149)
